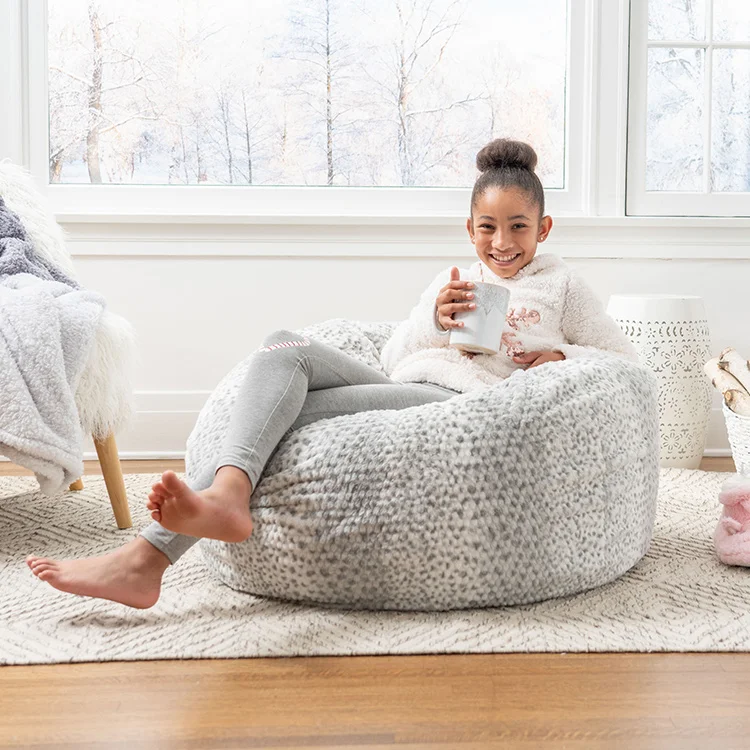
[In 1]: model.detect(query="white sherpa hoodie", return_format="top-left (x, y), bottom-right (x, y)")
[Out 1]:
top-left (380, 253), bottom-right (639, 393)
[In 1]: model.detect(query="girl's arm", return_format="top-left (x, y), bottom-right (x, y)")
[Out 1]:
top-left (555, 272), bottom-right (639, 362)
top-left (380, 268), bottom-right (454, 376)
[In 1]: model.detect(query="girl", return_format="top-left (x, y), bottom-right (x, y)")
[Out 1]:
top-left (26, 138), bottom-right (637, 609)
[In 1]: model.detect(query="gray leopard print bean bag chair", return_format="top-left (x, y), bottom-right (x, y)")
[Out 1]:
top-left (190, 318), bottom-right (660, 611)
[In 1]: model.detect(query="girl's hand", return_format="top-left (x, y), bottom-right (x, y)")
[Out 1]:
top-left (512, 351), bottom-right (566, 369)
top-left (435, 266), bottom-right (475, 332)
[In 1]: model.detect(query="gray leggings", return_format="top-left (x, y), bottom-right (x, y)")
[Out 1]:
top-left (140, 328), bottom-right (459, 563)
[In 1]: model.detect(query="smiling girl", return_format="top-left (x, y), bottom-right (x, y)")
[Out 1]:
top-left (26, 137), bottom-right (637, 610)
top-left (380, 138), bottom-right (638, 385)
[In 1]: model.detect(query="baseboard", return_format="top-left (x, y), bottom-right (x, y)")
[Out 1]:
top-left (82, 390), bottom-right (209, 457)
top-left (84, 451), bottom-right (187, 460)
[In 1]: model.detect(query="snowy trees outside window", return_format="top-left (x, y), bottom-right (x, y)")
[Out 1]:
top-left (47, 0), bottom-right (567, 187)
top-left (646, 0), bottom-right (750, 193)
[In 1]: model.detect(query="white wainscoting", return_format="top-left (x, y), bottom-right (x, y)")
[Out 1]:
top-left (63, 218), bottom-right (748, 459)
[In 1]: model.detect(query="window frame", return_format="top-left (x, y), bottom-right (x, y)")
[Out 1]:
top-left (627, 0), bottom-right (750, 217)
top-left (18, 0), bottom-right (594, 219)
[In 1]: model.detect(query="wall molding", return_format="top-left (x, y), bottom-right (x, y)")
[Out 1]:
top-left (60, 218), bottom-right (750, 260)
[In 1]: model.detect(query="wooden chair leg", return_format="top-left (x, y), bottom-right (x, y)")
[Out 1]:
top-left (94, 433), bottom-right (132, 529)
top-left (69, 478), bottom-right (84, 491)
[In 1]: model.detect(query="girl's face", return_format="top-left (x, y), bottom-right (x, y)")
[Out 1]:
top-left (466, 187), bottom-right (553, 279)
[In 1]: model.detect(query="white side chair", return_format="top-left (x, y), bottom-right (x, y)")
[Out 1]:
top-left (0, 161), bottom-right (136, 528)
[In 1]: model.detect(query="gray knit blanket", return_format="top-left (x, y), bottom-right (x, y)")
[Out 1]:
top-left (193, 318), bottom-right (661, 611)
top-left (0, 199), bottom-right (105, 494)
top-left (0, 198), bottom-right (78, 286)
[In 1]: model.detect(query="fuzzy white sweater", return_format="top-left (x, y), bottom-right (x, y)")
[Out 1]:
top-left (380, 253), bottom-right (639, 393)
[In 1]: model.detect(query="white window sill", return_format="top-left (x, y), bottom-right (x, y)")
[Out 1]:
top-left (57, 213), bottom-right (750, 260)
top-left (55, 213), bottom-right (750, 228)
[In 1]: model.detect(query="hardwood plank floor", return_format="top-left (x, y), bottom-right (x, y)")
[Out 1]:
top-left (3, 654), bottom-right (750, 749)
top-left (0, 456), bottom-right (743, 749)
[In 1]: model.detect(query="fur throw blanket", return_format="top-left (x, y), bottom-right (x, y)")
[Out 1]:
top-left (0, 199), bottom-right (104, 494)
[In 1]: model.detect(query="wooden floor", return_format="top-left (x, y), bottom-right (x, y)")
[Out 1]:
top-left (1, 456), bottom-right (746, 750)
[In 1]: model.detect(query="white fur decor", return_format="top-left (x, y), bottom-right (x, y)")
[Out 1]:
top-left (0, 161), bottom-right (77, 277)
top-left (0, 160), bottom-right (136, 440)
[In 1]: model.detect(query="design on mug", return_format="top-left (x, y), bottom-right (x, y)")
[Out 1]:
top-left (506, 307), bottom-right (541, 330)
top-left (474, 285), bottom-right (506, 316)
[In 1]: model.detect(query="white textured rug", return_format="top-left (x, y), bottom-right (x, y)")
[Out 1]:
top-left (1, 468), bottom-right (748, 665)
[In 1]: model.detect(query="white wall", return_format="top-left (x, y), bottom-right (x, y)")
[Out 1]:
top-left (65, 217), bottom-right (750, 458)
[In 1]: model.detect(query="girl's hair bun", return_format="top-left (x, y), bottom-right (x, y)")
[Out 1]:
top-left (476, 138), bottom-right (537, 173)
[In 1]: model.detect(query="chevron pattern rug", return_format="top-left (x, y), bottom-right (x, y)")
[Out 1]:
top-left (1, 468), bottom-right (748, 665)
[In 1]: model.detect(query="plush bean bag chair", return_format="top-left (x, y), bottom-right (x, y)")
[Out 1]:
top-left (190, 318), bottom-right (660, 611)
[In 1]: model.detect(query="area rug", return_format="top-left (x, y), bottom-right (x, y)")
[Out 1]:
top-left (1, 468), bottom-right (748, 665)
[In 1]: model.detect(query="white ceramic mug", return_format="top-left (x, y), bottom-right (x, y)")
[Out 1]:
top-left (449, 281), bottom-right (510, 355)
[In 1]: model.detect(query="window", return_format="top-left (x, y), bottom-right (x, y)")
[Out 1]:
top-left (628, 0), bottom-right (750, 216)
top-left (48, 0), bottom-right (568, 190)
top-left (22, 0), bottom-right (589, 216)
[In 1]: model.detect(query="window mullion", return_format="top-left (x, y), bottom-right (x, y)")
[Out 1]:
top-left (594, 0), bottom-right (631, 216)
top-left (26, 0), bottom-right (49, 189)
top-left (704, 0), bottom-right (714, 194)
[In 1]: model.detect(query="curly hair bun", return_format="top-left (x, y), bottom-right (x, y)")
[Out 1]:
top-left (476, 138), bottom-right (537, 173)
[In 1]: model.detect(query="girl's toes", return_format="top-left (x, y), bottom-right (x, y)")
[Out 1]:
top-left (161, 471), bottom-right (180, 491)
top-left (32, 562), bottom-right (56, 577)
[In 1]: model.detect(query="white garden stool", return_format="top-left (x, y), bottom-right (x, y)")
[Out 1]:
top-left (607, 294), bottom-right (712, 469)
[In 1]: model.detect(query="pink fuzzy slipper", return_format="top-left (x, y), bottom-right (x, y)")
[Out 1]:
top-left (714, 475), bottom-right (750, 566)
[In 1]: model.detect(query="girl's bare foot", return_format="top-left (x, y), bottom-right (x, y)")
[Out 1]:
top-left (146, 468), bottom-right (253, 543)
top-left (26, 536), bottom-right (170, 609)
